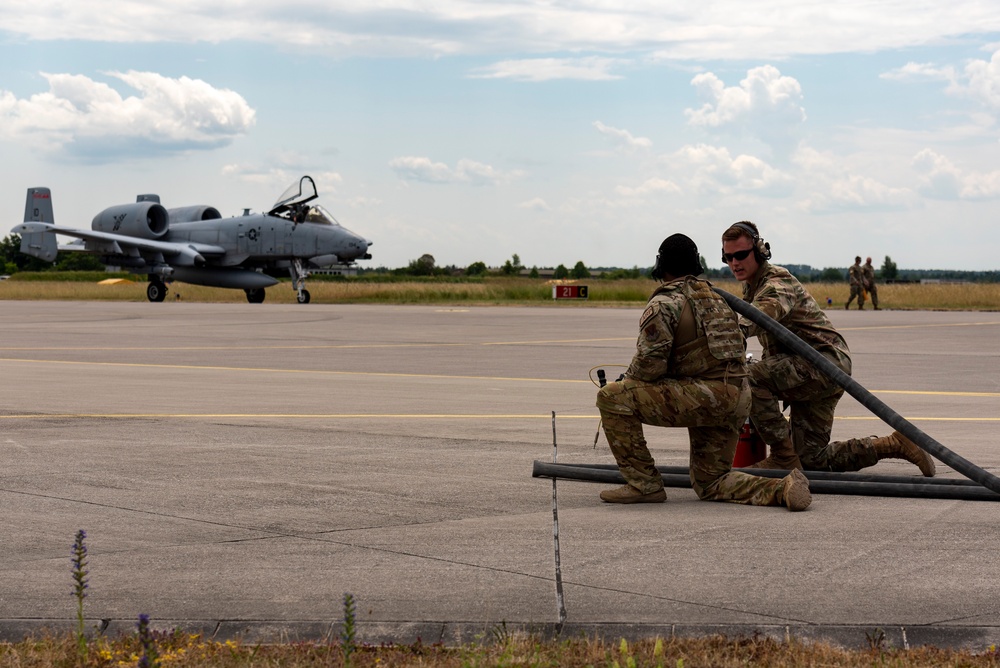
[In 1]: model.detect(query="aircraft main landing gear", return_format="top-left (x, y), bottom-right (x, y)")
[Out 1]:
top-left (289, 258), bottom-right (313, 304)
top-left (147, 279), bottom-right (167, 302)
top-left (245, 288), bottom-right (266, 304)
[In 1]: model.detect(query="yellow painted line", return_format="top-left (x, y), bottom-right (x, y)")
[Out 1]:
top-left (0, 358), bottom-right (590, 384)
top-left (0, 414), bottom-right (997, 421)
top-left (838, 321), bottom-right (1000, 332)
top-left (0, 337), bottom-right (633, 352)
top-left (0, 413), bottom-right (601, 419)
top-left (872, 390), bottom-right (1000, 398)
top-left (833, 416), bottom-right (1000, 422)
top-left (2, 357), bottom-right (999, 396)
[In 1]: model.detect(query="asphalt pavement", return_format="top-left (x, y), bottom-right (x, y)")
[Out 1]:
top-left (2, 301), bottom-right (999, 649)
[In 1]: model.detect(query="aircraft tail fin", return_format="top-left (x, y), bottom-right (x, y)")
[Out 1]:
top-left (18, 188), bottom-right (58, 262)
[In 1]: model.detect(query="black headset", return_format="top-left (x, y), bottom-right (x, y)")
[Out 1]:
top-left (722, 221), bottom-right (771, 263)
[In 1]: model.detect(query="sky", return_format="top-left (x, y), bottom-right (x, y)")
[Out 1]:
top-left (2, 2), bottom-right (1000, 272)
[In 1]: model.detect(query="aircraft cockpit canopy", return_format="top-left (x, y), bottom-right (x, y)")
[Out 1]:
top-left (304, 205), bottom-right (342, 227)
top-left (268, 176), bottom-right (319, 217)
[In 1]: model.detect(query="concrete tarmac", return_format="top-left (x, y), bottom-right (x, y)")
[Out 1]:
top-left (2, 301), bottom-right (999, 649)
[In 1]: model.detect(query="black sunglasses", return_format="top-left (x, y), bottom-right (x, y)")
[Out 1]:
top-left (722, 248), bottom-right (753, 263)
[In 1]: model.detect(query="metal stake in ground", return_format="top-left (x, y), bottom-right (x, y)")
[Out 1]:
top-left (550, 411), bottom-right (568, 629)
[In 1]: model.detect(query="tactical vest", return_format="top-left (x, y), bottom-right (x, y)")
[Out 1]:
top-left (668, 278), bottom-right (745, 379)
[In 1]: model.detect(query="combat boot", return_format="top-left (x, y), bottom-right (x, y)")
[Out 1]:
top-left (871, 431), bottom-right (936, 477)
top-left (599, 484), bottom-right (666, 504)
top-left (779, 469), bottom-right (812, 511)
top-left (747, 436), bottom-right (802, 471)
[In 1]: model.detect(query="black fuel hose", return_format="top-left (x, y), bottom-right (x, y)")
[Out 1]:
top-left (531, 461), bottom-right (1000, 502)
top-left (555, 462), bottom-right (984, 487)
top-left (711, 287), bottom-right (1000, 495)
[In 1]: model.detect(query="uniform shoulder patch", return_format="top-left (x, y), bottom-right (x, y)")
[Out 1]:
top-left (639, 304), bottom-right (657, 327)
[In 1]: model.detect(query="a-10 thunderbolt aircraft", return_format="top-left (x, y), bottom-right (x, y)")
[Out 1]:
top-left (12, 176), bottom-right (373, 303)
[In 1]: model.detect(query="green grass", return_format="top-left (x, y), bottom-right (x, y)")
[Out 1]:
top-left (3, 631), bottom-right (999, 668)
top-left (2, 274), bottom-right (1000, 309)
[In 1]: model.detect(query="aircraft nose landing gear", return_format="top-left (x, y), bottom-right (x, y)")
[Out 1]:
top-left (290, 258), bottom-right (312, 304)
top-left (245, 288), bottom-right (266, 303)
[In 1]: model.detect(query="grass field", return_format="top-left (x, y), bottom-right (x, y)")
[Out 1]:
top-left (2, 275), bottom-right (1000, 309)
top-left (3, 631), bottom-right (999, 667)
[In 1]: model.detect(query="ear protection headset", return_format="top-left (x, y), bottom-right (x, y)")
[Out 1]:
top-left (722, 221), bottom-right (771, 263)
top-left (651, 233), bottom-right (701, 280)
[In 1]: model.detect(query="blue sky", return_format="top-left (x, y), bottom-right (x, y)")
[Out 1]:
top-left (2, 2), bottom-right (1000, 271)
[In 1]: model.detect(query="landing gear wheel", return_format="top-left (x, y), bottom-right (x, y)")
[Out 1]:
top-left (147, 281), bottom-right (167, 302)
top-left (245, 288), bottom-right (266, 304)
top-left (296, 289), bottom-right (311, 304)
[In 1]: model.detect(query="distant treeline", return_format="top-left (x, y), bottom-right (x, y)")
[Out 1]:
top-left (3, 235), bottom-right (997, 282)
top-left (758, 264), bottom-right (1000, 283)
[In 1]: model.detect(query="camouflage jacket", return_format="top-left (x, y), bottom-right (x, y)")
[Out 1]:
top-left (626, 276), bottom-right (746, 383)
top-left (741, 262), bottom-right (852, 372)
top-left (848, 263), bottom-right (863, 287)
top-left (861, 263), bottom-right (876, 288)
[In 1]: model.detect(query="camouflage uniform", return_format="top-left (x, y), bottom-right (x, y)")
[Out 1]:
top-left (597, 276), bottom-right (787, 506)
top-left (862, 261), bottom-right (879, 309)
top-left (741, 262), bottom-right (883, 471)
top-left (846, 261), bottom-right (865, 309)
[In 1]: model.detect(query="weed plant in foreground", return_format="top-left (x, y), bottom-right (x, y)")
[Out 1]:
top-left (2, 632), bottom-right (999, 667)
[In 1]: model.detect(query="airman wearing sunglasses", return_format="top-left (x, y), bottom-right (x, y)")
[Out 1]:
top-left (721, 222), bottom-right (934, 476)
top-left (596, 233), bottom-right (812, 511)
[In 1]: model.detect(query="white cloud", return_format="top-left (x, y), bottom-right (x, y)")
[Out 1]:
top-left (960, 49), bottom-right (1000, 109)
top-left (4, 2), bottom-right (1000, 60)
top-left (593, 121), bottom-right (652, 151)
top-left (667, 144), bottom-right (794, 196)
top-left (615, 177), bottom-right (681, 197)
top-left (345, 196), bottom-right (382, 208)
top-left (793, 146), bottom-right (913, 213)
top-left (470, 57), bottom-right (625, 82)
top-left (221, 164), bottom-right (343, 197)
top-left (880, 62), bottom-right (955, 82)
top-left (387, 156), bottom-right (454, 184)
top-left (518, 197), bottom-right (550, 211)
top-left (389, 156), bottom-right (524, 185)
top-left (0, 71), bottom-right (255, 161)
top-left (912, 149), bottom-right (1000, 199)
top-left (684, 66), bottom-right (806, 150)
top-left (883, 48), bottom-right (1000, 111)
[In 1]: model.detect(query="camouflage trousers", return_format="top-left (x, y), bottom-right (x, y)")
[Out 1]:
top-left (596, 377), bottom-right (785, 506)
top-left (846, 284), bottom-right (865, 308)
top-left (867, 284), bottom-right (879, 308)
top-left (749, 353), bottom-right (880, 471)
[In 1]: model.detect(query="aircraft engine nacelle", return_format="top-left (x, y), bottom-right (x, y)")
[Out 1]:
top-left (91, 203), bottom-right (169, 240)
top-left (167, 206), bottom-right (222, 223)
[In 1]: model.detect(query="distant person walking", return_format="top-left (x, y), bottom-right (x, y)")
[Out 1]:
top-left (862, 257), bottom-right (880, 310)
top-left (845, 256), bottom-right (865, 310)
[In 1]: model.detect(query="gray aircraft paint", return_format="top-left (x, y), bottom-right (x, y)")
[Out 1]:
top-left (12, 176), bottom-right (372, 303)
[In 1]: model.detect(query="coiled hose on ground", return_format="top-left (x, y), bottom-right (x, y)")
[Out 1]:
top-left (532, 289), bottom-right (1000, 500)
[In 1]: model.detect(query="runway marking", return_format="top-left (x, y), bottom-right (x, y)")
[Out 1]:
top-left (873, 390), bottom-right (1000, 397)
top-left (0, 358), bottom-right (591, 384)
top-left (0, 321), bottom-right (996, 352)
top-left (0, 337), bottom-right (633, 352)
top-left (2, 357), bottom-right (999, 396)
top-left (838, 321), bottom-right (1000, 332)
top-left (1, 413), bottom-right (997, 421)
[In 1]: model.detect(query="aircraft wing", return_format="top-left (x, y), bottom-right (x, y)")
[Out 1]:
top-left (13, 222), bottom-right (225, 267)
